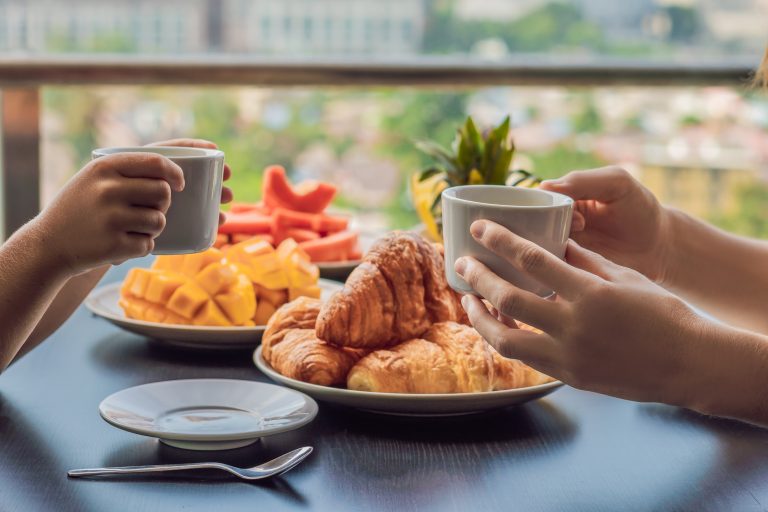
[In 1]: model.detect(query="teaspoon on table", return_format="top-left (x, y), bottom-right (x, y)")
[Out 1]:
top-left (68, 446), bottom-right (313, 481)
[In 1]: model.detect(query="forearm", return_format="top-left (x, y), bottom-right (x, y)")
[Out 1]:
top-left (663, 208), bottom-right (768, 333)
top-left (13, 265), bottom-right (109, 363)
top-left (0, 222), bottom-right (71, 370)
top-left (680, 320), bottom-right (768, 427)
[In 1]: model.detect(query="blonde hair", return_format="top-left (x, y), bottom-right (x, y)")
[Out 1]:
top-left (756, 46), bottom-right (768, 88)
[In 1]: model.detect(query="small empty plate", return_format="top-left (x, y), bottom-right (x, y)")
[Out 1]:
top-left (99, 379), bottom-right (318, 450)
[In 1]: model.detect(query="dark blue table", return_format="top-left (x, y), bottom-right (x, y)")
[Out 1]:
top-left (1, 263), bottom-right (768, 512)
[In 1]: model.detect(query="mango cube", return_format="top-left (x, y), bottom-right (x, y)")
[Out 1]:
top-left (120, 248), bottom-right (256, 327)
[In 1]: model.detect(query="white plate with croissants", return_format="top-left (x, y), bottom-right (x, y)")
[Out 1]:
top-left (254, 231), bottom-right (563, 416)
top-left (86, 279), bottom-right (343, 349)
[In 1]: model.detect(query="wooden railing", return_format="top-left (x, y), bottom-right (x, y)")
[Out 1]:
top-left (0, 55), bottom-right (758, 238)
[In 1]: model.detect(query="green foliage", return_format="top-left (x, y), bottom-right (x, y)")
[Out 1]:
top-left (528, 144), bottom-right (608, 181)
top-left (423, 2), bottom-right (605, 55)
top-left (572, 97), bottom-right (603, 133)
top-left (709, 182), bottom-right (768, 238)
top-left (416, 115), bottom-right (515, 187)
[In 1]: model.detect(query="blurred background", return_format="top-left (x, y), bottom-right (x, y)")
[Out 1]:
top-left (1, 0), bottom-right (767, 234)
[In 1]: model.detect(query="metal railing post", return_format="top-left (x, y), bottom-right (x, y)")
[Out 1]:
top-left (1, 87), bottom-right (41, 239)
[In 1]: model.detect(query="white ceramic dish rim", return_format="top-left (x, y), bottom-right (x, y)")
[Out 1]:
top-left (98, 378), bottom-right (319, 441)
top-left (85, 279), bottom-right (342, 333)
top-left (254, 345), bottom-right (563, 403)
top-left (443, 185), bottom-right (574, 210)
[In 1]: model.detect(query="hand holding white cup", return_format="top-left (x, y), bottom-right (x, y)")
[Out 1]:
top-left (441, 185), bottom-right (573, 297)
top-left (92, 146), bottom-right (225, 255)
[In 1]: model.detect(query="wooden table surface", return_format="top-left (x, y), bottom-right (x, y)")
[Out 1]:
top-left (2, 263), bottom-right (768, 512)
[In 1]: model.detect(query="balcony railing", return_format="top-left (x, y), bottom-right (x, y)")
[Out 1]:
top-left (0, 55), bottom-right (758, 238)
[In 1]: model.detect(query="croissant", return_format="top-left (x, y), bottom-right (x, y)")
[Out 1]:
top-left (316, 232), bottom-right (467, 349)
top-left (262, 297), bottom-right (365, 386)
top-left (347, 321), bottom-right (553, 393)
top-left (262, 296), bottom-right (322, 361)
top-left (267, 329), bottom-right (363, 386)
top-left (347, 322), bottom-right (495, 393)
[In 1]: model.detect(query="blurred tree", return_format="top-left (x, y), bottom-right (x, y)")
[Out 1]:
top-left (710, 181), bottom-right (768, 238)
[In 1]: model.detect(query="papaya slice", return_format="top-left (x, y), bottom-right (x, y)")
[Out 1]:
top-left (299, 230), bottom-right (359, 262)
top-left (218, 212), bottom-right (272, 235)
top-left (262, 165), bottom-right (337, 213)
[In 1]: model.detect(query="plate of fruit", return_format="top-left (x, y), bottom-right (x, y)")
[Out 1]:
top-left (217, 165), bottom-right (375, 282)
top-left (86, 238), bottom-right (343, 349)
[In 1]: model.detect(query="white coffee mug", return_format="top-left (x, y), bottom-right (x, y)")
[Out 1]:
top-left (92, 146), bottom-right (225, 255)
top-left (442, 185), bottom-right (573, 297)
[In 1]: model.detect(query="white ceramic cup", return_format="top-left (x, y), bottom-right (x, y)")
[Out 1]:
top-left (92, 146), bottom-right (225, 255)
top-left (442, 185), bottom-right (573, 297)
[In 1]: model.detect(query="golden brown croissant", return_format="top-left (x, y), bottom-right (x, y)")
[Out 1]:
top-left (262, 297), bottom-right (365, 386)
top-left (347, 322), bottom-right (494, 393)
top-left (267, 329), bottom-right (363, 386)
top-left (347, 321), bottom-right (552, 393)
top-left (262, 296), bottom-right (322, 362)
top-left (316, 232), bottom-right (467, 349)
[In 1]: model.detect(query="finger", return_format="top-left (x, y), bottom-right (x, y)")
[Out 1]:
top-left (106, 153), bottom-right (185, 192)
top-left (146, 138), bottom-right (217, 149)
top-left (489, 305), bottom-right (520, 329)
top-left (223, 164), bottom-right (232, 181)
top-left (461, 295), bottom-right (556, 365)
top-left (565, 239), bottom-right (636, 283)
top-left (456, 256), bottom-right (561, 332)
top-left (117, 207), bottom-right (167, 237)
top-left (470, 220), bottom-right (592, 299)
top-left (221, 186), bottom-right (233, 204)
top-left (113, 178), bottom-right (172, 212)
top-left (539, 166), bottom-right (634, 203)
top-left (219, 212), bottom-right (226, 226)
top-left (111, 233), bottom-right (155, 263)
top-left (571, 210), bottom-right (585, 232)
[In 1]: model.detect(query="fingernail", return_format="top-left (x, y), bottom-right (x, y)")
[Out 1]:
top-left (470, 221), bottom-right (486, 239)
top-left (461, 295), bottom-right (469, 310)
top-left (455, 257), bottom-right (467, 277)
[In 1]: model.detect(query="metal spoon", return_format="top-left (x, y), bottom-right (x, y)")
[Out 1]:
top-left (67, 446), bottom-right (313, 481)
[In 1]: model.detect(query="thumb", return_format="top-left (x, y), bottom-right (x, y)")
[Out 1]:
top-left (541, 166), bottom-right (634, 203)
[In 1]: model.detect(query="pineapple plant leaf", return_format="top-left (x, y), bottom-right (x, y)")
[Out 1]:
top-left (411, 115), bottom-right (537, 242)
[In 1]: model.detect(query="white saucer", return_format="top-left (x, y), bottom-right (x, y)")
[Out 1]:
top-left (99, 379), bottom-right (318, 450)
top-left (85, 279), bottom-right (343, 350)
top-left (254, 346), bottom-right (563, 416)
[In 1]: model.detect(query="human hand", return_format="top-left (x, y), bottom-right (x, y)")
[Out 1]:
top-left (455, 220), bottom-right (705, 407)
top-left (540, 166), bottom-right (670, 283)
top-left (145, 138), bottom-right (233, 225)
top-left (36, 152), bottom-right (185, 276)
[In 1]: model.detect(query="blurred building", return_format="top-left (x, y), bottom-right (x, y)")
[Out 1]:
top-left (0, 0), bottom-right (426, 55)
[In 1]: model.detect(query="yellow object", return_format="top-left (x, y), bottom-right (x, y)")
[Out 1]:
top-left (225, 238), bottom-right (320, 301)
top-left (119, 250), bottom-right (256, 327)
top-left (410, 173), bottom-right (447, 243)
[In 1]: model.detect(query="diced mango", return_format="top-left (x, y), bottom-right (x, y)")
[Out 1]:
top-left (289, 285), bottom-right (321, 301)
top-left (195, 262), bottom-right (236, 296)
top-left (254, 284), bottom-right (288, 306)
top-left (193, 301), bottom-right (230, 326)
top-left (167, 282), bottom-right (209, 320)
top-left (145, 272), bottom-right (186, 304)
top-left (124, 268), bottom-right (152, 298)
top-left (257, 268), bottom-right (290, 290)
top-left (215, 290), bottom-right (255, 325)
top-left (254, 300), bottom-right (277, 325)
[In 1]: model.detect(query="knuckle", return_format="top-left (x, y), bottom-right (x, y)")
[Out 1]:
top-left (517, 243), bottom-right (544, 272)
top-left (152, 212), bottom-right (167, 233)
top-left (609, 166), bottom-right (632, 182)
top-left (495, 289), bottom-right (521, 316)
